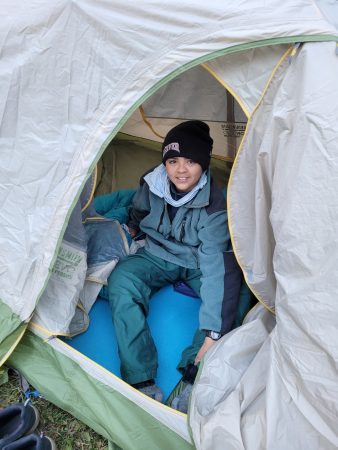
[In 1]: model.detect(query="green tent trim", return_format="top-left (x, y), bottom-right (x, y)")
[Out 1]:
top-left (0, 301), bottom-right (27, 365)
top-left (8, 331), bottom-right (194, 450)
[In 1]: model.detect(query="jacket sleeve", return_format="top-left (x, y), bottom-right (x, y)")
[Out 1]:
top-left (127, 182), bottom-right (151, 233)
top-left (197, 208), bottom-right (229, 332)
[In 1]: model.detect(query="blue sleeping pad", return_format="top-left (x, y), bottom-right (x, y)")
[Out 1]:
top-left (66, 285), bottom-right (201, 400)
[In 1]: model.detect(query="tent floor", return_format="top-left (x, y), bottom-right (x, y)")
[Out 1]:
top-left (65, 285), bottom-right (200, 400)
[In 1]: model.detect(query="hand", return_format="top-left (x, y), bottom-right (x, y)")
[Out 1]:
top-left (128, 227), bottom-right (138, 238)
top-left (194, 336), bottom-right (216, 365)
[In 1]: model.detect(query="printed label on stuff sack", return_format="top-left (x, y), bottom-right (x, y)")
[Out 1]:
top-left (221, 122), bottom-right (246, 138)
top-left (51, 244), bottom-right (84, 280)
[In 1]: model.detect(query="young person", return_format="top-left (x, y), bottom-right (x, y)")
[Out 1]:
top-left (108, 120), bottom-right (240, 404)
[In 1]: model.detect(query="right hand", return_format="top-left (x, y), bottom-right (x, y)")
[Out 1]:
top-left (194, 336), bottom-right (216, 365)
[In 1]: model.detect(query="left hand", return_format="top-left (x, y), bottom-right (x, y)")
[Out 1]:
top-left (194, 336), bottom-right (216, 365)
top-left (128, 227), bottom-right (138, 238)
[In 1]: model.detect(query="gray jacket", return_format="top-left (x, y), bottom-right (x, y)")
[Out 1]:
top-left (129, 167), bottom-right (232, 332)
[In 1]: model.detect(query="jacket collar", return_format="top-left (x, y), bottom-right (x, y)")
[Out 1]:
top-left (144, 164), bottom-right (210, 208)
top-left (185, 170), bottom-right (211, 208)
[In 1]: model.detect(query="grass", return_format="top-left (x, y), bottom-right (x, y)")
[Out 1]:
top-left (0, 368), bottom-right (108, 450)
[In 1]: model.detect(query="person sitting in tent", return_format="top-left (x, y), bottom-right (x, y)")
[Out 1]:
top-left (107, 120), bottom-right (241, 407)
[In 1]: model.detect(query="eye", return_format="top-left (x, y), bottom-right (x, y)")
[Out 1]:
top-left (187, 159), bottom-right (196, 165)
top-left (167, 159), bottom-right (177, 164)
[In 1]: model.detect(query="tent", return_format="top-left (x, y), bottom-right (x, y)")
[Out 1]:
top-left (1, 1), bottom-right (338, 448)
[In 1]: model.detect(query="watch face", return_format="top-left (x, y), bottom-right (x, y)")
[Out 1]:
top-left (207, 331), bottom-right (222, 340)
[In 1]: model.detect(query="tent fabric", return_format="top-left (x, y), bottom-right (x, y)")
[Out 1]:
top-left (203, 44), bottom-right (291, 116)
top-left (8, 330), bottom-right (194, 450)
top-left (122, 65), bottom-right (248, 159)
top-left (0, 0), bottom-right (336, 326)
top-left (31, 174), bottom-right (129, 336)
top-left (191, 40), bottom-right (338, 449)
top-left (316, 0), bottom-right (338, 30)
top-left (0, 303), bottom-right (26, 366)
top-left (0, 1), bottom-right (338, 449)
top-left (190, 307), bottom-right (275, 449)
top-left (119, 44), bottom-right (293, 160)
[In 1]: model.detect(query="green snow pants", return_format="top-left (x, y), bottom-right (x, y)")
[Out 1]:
top-left (107, 248), bottom-right (205, 385)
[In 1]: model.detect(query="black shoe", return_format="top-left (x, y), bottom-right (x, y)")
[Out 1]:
top-left (0, 402), bottom-right (39, 449)
top-left (2, 432), bottom-right (56, 450)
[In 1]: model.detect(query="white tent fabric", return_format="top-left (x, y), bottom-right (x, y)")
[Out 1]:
top-left (190, 40), bottom-right (338, 449)
top-left (203, 45), bottom-right (290, 116)
top-left (121, 45), bottom-right (291, 159)
top-left (190, 307), bottom-right (275, 450)
top-left (316, 0), bottom-right (338, 30)
top-left (0, 1), bottom-right (338, 449)
top-left (0, 0), bottom-right (336, 323)
top-left (120, 64), bottom-right (248, 159)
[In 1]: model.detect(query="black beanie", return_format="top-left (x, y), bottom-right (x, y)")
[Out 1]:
top-left (162, 120), bottom-right (213, 171)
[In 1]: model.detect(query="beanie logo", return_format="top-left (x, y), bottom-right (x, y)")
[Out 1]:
top-left (163, 142), bottom-right (180, 156)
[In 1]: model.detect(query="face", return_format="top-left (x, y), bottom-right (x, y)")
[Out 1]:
top-left (165, 157), bottom-right (203, 193)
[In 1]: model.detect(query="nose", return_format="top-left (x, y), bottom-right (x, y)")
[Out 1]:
top-left (176, 160), bottom-right (188, 172)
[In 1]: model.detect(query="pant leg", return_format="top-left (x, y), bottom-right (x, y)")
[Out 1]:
top-left (108, 249), bottom-right (179, 384)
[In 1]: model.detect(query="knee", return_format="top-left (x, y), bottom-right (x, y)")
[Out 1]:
top-left (108, 267), bottom-right (132, 300)
top-left (107, 265), bottom-right (150, 311)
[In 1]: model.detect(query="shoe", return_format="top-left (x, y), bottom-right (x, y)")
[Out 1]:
top-left (2, 432), bottom-right (56, 450)
top-left (138, 384), bottom-right (163, 402)
top-left (133, 380), bottom-right (163, 402)
top-left (0, 402), bottom-right (39, 449)
top-left (171, 383), bottom-right (193, 413)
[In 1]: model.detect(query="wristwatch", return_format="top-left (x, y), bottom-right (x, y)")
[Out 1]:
top-left (206, 330), bottom-right (223, 341)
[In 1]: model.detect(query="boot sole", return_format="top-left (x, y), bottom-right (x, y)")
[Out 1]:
top-left (45, 436), bottom-right (57, 450)
top-left (25, 405), bottom-right (40, 436)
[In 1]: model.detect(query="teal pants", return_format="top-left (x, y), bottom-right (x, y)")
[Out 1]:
top-left (108, 249), bottom-right (205, 385)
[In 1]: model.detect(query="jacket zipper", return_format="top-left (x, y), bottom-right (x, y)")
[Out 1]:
top-left (179, 219), bottom-right (186, 241)
top-left (157, 206), bottom-right (165, 232)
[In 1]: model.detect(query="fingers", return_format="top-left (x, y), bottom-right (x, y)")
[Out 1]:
top-left (128, 227), bottom-right (137, 238)
top-left (194, 336), bottom-right (216, 365)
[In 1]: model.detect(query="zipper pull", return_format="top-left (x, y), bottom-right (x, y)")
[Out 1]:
top-left (179, 219), bottom-right (186, 241)
top-left (289, 43), bottom-right (302, 64)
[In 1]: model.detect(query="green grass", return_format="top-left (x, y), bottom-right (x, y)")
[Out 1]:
top-left (0, 368), bottom-right (108, 450)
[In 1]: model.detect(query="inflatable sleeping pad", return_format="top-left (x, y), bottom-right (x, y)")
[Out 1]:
top-left (66, 285), bottom-right (201, 400)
